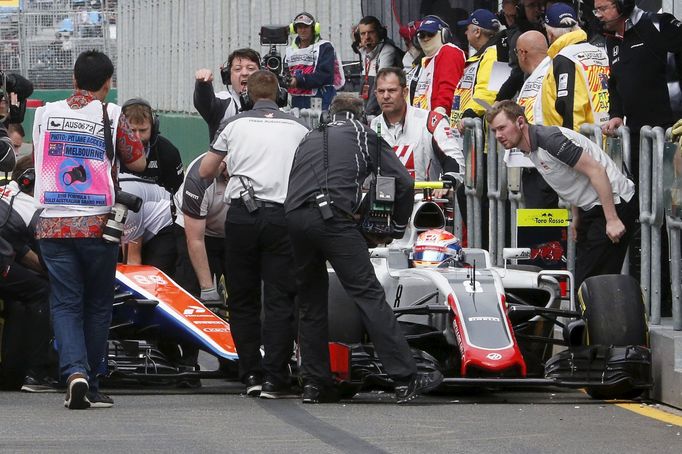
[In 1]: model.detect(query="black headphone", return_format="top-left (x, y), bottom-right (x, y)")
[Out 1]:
top-left (421, 15), bottom-right (452, 44)
top-left (220, 49), bottom-right (262, 87)
top-left (121, 98), bottom-right (159, 145)
top-left (239, 81), bottom-right (288, 111)
top-left (614, 0), bottom-right (636, 17)
top-left (354, 16), bottom-right (388, 45)
top-left (15, 167), bottom-right (34, 192)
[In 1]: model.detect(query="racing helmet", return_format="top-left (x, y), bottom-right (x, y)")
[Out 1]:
top-left (412, 229), bottom-right (462, 267)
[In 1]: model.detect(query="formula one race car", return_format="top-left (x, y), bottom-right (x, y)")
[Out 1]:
top-left (326, 184), bottom-right (652, 400)
top-left (105, 264), bottom-right (238, 386)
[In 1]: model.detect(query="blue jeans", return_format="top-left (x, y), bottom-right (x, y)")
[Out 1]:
top-left (290, 86), bottom-right (336, 111)
top-left (39, 238), bottom-right (118, 392)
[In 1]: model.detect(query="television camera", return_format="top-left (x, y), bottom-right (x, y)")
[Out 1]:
top-left (259, 25), bottom-right (292, 88)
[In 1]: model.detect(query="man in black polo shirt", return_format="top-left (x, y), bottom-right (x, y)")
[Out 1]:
top-left (285, 94), bottom-right (443, 404)
top-left (199, 71), bottom-right (308, 399)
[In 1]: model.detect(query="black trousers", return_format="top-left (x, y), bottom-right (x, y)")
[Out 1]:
top-left (173, 224), bottom-right (226, 297)
top-left (286, 205), bottom-right (416, 387)
top-left (224, 203), bottom-right (296, 385)
top-left (575, 195), bottom-right (638, 288)
top-left (0, 262), bottom-right (53, 388)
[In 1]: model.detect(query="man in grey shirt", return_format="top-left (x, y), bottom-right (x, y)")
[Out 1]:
top-left (487, 100), bottom-right (637, 288)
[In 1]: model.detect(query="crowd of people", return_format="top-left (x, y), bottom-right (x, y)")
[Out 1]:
top-left (0, 1), bottom-right (681, 410)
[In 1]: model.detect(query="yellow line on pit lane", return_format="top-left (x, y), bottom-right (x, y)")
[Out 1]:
top-left (614, 402), bottom-right (682, 426)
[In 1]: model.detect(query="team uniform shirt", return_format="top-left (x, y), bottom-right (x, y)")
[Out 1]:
top-left (541, 29), bottom-right (610, 130)
top-left (210, 99), bottom-right (309, 204)
top-left (194, 81), bottom-right (242, 141)
top-left (174, 153), bottom-right (228, 238)
top-left (450, 40), bottom-right (512, 127)
top-left (285, 114), bottom-right (414, 236)
top-left (370, 105), bottom-right (464, 181)
top-left (33, 90), bottom-right (144, 239)
top-left (516, 56), bottom-right (551, 125)
top-left (119, 175), bottom-right (173, 244)
top-left (0, 181), bottom-right (39, 258)
top-left (605, 7), bottom-right (682, 132)
top-left (525, 124), bottom-right (635, 210)
top-left (411, 43), bottom-right (466, 115)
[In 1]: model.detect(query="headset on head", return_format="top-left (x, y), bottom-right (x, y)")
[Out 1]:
top-left (421, 15), bottom-right (451, 44)
top-left (121, 97), bottom-right (159, 145)
top-left (15, 167), bottom-right (34, 193)
top-left (220, 49), bottom-right (262, 87)
top-left (354, 15), bottom-right (388, 44)
top-left (239, 78), bottom-right (288, 111)
top-left (289, 12), bottom-right (321, 38)
top-left (614, 0), bottom-right (636, 17)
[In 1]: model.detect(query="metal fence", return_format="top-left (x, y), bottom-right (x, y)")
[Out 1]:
top-left (116, 0), bottom-right (363, 114)
top-left (0, 0), bottom-right (116, 89)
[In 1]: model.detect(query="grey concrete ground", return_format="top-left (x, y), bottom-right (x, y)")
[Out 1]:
top-left (1, 382), bottom-right (680, 454)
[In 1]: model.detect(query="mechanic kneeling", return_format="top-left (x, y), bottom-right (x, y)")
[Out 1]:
top-left (284, 94), bottom-right (443, 404)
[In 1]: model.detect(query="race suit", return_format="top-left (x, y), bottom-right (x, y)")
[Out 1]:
top-left (370, 105), bottom-right (464, 181)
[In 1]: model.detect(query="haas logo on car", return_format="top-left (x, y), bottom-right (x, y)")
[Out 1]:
top-left (486, 353), bottom-right (503, 361)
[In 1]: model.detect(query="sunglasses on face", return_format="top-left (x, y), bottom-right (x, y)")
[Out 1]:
top-left (417, 31), bottom-right (436, 39)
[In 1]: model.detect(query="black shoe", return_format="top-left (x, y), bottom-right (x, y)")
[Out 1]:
top-left (21, 375), bottom-right (59, 393)
top-left (64, 372), bottom-right (89, 410)
top-left (259, 380), bottom-right (299, 399)
top-left (244, 373), bottom-right (262, 397)
top-left (395, 371), bottom-right (443, 404)
top-left (85, 391), bottom-right (114, 408)
top-left (302, 383), bottom-right (341, 404)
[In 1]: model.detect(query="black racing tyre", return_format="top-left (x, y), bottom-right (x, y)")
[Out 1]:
top-left (578, 274), bottom-right (648, 400)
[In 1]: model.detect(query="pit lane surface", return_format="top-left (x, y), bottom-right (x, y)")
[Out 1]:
top-left (1, 381), bottom-right (680, 453)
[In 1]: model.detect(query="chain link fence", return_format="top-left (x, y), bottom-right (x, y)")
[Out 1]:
top-left (0, 0), bottom-right (116, 89)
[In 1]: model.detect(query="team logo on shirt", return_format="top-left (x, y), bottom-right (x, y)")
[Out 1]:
top-left (393, 145), bottom-right (415, 178)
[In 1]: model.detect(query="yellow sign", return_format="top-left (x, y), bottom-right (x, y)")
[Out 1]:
top-left (0, 0), bottom-right (20, 8)
top-left (516, 208), bottom-right (570, 227)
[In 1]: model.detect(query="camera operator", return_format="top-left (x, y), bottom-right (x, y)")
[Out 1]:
top-left (33, 50), bottom-right (145, 410)
top-left (120, 98), bottom-right (184, 197)
top-left (284, 12), bottom-right (343, 110)
top-left (284, 94), bottom-right (443, 404)
top-left (194, 48), bottom-right (261, 141)
top-left (173, 153), bottom-right (228, 301)
top-left (119, 174), bottom-right (176, 276)
top-left (0, 156), bottom-right (56, 393)
top-left (199, 70), bottom-right (308, 398)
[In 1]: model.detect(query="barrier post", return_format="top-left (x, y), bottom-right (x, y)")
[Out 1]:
top-left (639, 126), bottom-right (665, 325)
top-left (663, 128), bottom-right (681, 330)
top-left (462, 118), bottom-right (485, 248)
top-left (486, 127), bottom-right (508, 265)
top-left (507, 167), bottom-right (523, 247)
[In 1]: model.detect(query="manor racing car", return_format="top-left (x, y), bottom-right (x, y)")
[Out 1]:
top-left (326, 184), bottom-right (651, 400)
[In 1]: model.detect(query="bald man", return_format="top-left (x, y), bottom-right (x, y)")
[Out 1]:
top-left (512, 30), bottom-right (558, 209)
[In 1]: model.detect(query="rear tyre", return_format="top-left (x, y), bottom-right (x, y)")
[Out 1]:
top-left (578, 275), bottom-right (648, 400)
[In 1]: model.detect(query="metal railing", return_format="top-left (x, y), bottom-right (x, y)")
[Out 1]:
top-left (487, 126), bottom-right (507, 266)
top-left (639, 126), bottom-right (666, 325)
top-left (462, 117), bottom-right (485, 249)
top-left (663, 128), bottom-right (681, 331)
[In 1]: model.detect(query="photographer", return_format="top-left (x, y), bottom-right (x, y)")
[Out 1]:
top-left (284, 12), bottom-right (343, 110)
top-left (33, 50), bottom-right (145, 410)
top-left (0, 156), bottom-right (56, 393)
top-left (284, 94), bottom-right (443, 404)
top-left (199, 70), bottom-right (308, 398)
top-left (194, 48), bottom-right (261, 141)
